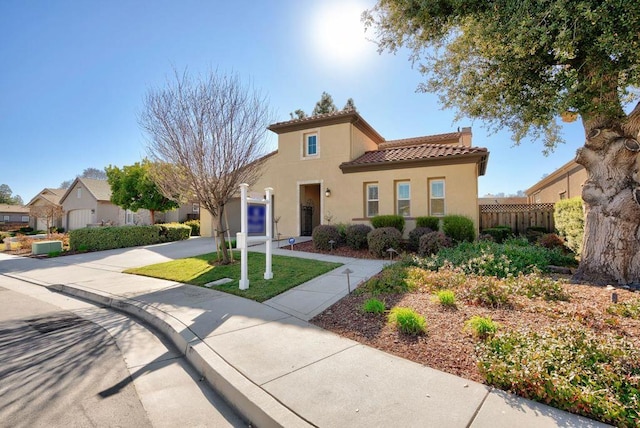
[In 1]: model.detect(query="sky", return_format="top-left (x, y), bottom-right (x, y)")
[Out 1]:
top-left (1, 0), bottom-right (589, 204)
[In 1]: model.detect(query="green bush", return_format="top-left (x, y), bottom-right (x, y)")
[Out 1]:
top-left (362, 298), bottom-right (386, 314)
top-left (510, 273), bottom-right (570, 301)
top-left (480, 226), bottom-right (512, 243)
top-left (408, 227), bottom-right (433, 252)
top-left (442, 215), bottom-right (476, 243)
top-left (435, 289), bottom-right (456, 307)
top-left (19, 226), bottom-right (33, 233)
top-left (335, 222), bottom-right (349, 244)
top-left (345, 224), bottom-right (372, 250)
top-left (418, 231), bottom-right (453, 257)
top-left (69, 224), bottom-right (190, 252)
top-left (370, 215), bottom-right (405, 233)
top-left (478, 327), bottom-right (640, 426)
top-left (358, 263), bottom-right (411, 294)
top-left (554, 197), bottom-right (584, 255)
top-left (183, 219), bottom-right (200, 236)
top-left (367, 227), bottom-right (402, 258)
top-left (525, 226), bottom-right (548, 243)
top-left (312, 225), bottom-right (341, 251)
top-left (466, 276), bottom-right (512, 308)
top-left (464, 316), bottom-right (499, 339)
top-left (415, 216), bottom-right (440, 231)
top-left (219, 238), bottom-right (237, 250)
top-left (388, 307), bottom-right (426, 335)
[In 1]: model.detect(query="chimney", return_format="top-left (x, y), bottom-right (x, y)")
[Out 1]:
top-left (459, 127), bottom-right (472, 147)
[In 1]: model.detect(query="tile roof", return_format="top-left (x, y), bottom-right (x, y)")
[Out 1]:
top-left (380, 132), bottom-right (463, 149)
top-left (269, 109), bottom-right (356, 129)
top-left (342, 143), bottom-right (488, 167)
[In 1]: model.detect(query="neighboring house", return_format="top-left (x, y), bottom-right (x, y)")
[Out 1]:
top-left (526, 160), bottom-right (586, 203)
top-left (201, 110), bottom-right (489, 238)
top-left (163, 201), bottom-right (200, 223)
top-left (25, 188), bottom-right (65, 231)
top-left (0, 204), bottom-right (30, 229)
top-left (478, 197), bottom-right (528, 205)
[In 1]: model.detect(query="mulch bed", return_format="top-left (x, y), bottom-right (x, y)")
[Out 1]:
top-left (283, 240), bottom-right (384, 259)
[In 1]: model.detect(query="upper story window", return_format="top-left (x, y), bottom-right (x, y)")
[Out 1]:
top-left (77, 187), bottom-right (82, 199)
top-left (366, 183), bottom-right (379, 217)
top-left (303, 133), bottom-right (318, 158)
top-left (429, 179), bottom-right (445, 216)
top-left (396, 181), bottom-right (410, 217)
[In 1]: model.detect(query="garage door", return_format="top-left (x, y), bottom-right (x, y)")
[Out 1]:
top-left (68, 209), bottom-right (92, 230)
top-left (36, 217), bottom-right (49, 232)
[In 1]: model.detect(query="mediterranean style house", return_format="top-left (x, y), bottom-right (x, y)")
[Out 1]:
top-left (525, 159), bottom-right (586, 203)
top-left (201, 110), bottom-right (489, 239)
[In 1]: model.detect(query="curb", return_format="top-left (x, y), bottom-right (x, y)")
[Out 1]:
top-left (46, 282), bottom-right (313, 428)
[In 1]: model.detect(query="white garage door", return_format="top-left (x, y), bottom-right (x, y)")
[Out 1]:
top-left (36, 217), bottom-right (49, 232)
top-left (68, 209), bottom-right (92, 230)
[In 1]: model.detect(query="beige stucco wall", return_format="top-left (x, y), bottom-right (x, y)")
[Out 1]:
top-left (528, 164), bottom-right (587, 203)
top-left (201, 121), bottom-right (481, 238)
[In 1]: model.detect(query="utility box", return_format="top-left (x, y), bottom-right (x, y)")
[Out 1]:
top-left (32, 240), bottom-right (63, 255)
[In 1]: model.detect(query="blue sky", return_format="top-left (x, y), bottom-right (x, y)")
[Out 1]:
top-left (1, 0), bottom-right (587, 203)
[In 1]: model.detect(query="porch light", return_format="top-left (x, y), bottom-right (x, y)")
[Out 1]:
top-left (325, 188), bottom-right (331, 197)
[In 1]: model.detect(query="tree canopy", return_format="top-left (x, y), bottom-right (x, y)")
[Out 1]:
top-left (106, 160), bottom-right (179, 224)
top-left (60, 167), bottom-right (107, 189)
top-left (291, 93), bottom-right (357, 119)
top-left (364, 0), bottom-right (640, 151)
top-left (0, 184), bottom-right (23, 205)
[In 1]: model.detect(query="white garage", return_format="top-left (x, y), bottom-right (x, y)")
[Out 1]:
top-left (67, 209), bottom-right (92, 231)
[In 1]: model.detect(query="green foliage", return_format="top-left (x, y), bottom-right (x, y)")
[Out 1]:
top-left (219, 239), bottom-right (237, 250)
top-left (367, 227), bottom-right (402, 258)
top-left (466, 276), bottom-right (512, 308)
top-left (478, 328), bottom-right (640, 426)
top-left (312, 91), bottom-right (338, 115)
top-left (69, 224), bottom-right (189, 252)
top-left (435, 289), bottom-right (456, 307)
top-left (607, 299), bottom-right (640, 319)
top-left (442, 215), bottom-right (475, 243)
top-left (510, 273), bottom-right (570, 302)
top-left (183, 219), bottom-right (200, 236)
top-left (106, 160), bottom-right (179, 222)
top-left (480, 226), bottom-right (512, 244)
top-left (388, 307), bottom-right (426, 335)
top-left (362, 298), bottom-right (386, 314)
top-left (415, 216), bottom-right (439, 230)
top-left (334, 222), bottom-right (349, 243)
top-left (345, 224), bottom-right (372, 250)
top-left (312, 225), bottom-right (341, 251)
top-left (536, 233), bottom-right (566, 251)
top-left (418, 231), bottom-right (452, 257)
top-left (359, 263), bottom-right (411, 295)
top-left (408, 227), bottom-right (433, 252)
top-left (0, 183), bottom-right (23, 205)
top-left (464, 316), bottom-right (499, 339)
top-left (370, 215), bottom-right (405, 233)
top-left (554, 197), bottom-right (584, 255)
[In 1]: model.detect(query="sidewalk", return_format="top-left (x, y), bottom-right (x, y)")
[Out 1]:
top-left (0, 238), bottom-right (608, 427)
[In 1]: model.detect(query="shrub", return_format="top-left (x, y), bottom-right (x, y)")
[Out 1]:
top-left (415, 216), bottom-right (440, 231)
top-left (464, 316), bottom-right (499, 339)
top-left (525, 226), bottom-right (547, 243)
top-left (19, 226), bottom-right (33, 233)
top-left (69, 224), bottom-right (189, 252)
top-left (370, 215), bottom-right (405, 233)
top-left (418, 231), bottom-right (452, 256)
top-left (477, 327), bottom-right (640, 427)
top-left (359, 263), bottom-right (411, 294)
top-left (367, 227), bottom-right (402, 258)
top-left (312, 225), bottom-right (341, 251)
top-left (480, 226), bottom-right (512, 243)
top-left (554, 197), bottom-right (584, 255)
top-left (183, 219), bottom-right (200, 236)
top-left (388, 307), bottom-right (426, 335)
top-left (345, 224), bottom-right (372, 250)
top-left (442, 215), bottom-right (476, 243)
top-left (408, 227), bottom-right (432, 252)
top-left (510, 273), bottom-right (569, 301)
top-left (158, 223), bottom-right (192, 242)
top-left (536, 233), bottom-right (566, 251)
top-left (219, 238), bottom-right (237, 250)
top-left (334, 222), bottom-right (349, 244)
top-left (362, 298), bottom-right (386, 314)
top-left (465, 276), bottom-right (512, 308)
top-left (435, 289), bottom-right (456, 307)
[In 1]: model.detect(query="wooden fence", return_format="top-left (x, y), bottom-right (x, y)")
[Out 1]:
top-left (479, 203), bottom-right (555, 234)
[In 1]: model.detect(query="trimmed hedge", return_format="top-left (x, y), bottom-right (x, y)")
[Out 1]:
top-left (554, 197), bottom-right (584, 255)
top-left (418, 231), bottom-right (452, 256)
top-left (416, 216), bottom-right (440, 231)
top-left (408, 227), bottom-right (433, 252)
top-left (368, 227), bottom-right (402, 258)
top-left (442, 214), bottom-right (476, 243)
top-left (345, 224), bottom-right (372, 250)
top-left (183, 219), bottom-right (200, 236)
top-left (69, 224), bottom-right (191, 252)
top-left (312, 225), bottom-right (341, 251)
top-left (370, 215), bottom-right (405, 233)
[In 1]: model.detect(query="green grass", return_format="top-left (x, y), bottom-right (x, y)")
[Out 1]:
top-left (125, 251), bottom-right (342, 302)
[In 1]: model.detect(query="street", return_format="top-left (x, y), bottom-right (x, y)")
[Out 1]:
top-left (0, 275), bottom-right (246, 428)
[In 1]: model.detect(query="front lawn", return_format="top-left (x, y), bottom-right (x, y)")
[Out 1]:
top-left (125, 251), bottom-right (342, 302)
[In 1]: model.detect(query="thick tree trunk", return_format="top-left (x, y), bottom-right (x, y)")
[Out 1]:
top-left (574, 113), bottom-right (640, 286)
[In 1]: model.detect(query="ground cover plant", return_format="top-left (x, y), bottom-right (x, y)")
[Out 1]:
top-left (312, 241), bottom-right (640, 426)
top-left (125, 251), bottom-right (341, 302)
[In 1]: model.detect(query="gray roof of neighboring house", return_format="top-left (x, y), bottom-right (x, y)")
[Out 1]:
top-left (59, 177), bottom-right (112, 204)
top-left (0, 204), bottom-right (29, 214)
top-left (26, 188), bottom-right (66, 207)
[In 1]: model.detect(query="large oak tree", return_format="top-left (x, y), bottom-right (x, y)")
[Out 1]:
top-left (365, 0), bottom-right (640, 285)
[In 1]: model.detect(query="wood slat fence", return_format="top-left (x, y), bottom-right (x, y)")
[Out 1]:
top-left (479, 203), bottom-right (555, 234)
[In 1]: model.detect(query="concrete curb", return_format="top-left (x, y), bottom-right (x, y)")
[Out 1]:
top-left (46, 282), bottom-right (313, 428)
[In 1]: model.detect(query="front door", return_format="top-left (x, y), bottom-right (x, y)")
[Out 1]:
top-left (299, 183), bottom-right (320, 236)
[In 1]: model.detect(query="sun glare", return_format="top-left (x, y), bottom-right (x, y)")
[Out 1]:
top-left (311, 2), bottom-right (372, 67)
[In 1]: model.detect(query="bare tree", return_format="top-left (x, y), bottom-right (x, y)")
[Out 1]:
top-left (30, 202), bottom-right (63, 236)
top-left (139, 69), bottom-right (273, 264)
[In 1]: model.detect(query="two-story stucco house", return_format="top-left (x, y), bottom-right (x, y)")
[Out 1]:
top-left (201, 110), bottom-right (489, 239)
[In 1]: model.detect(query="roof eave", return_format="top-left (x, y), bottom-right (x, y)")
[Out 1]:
top-left (340, 152), bottom-right (489, 174)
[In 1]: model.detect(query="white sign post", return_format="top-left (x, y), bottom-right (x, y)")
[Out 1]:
top-left (237, 183), bottom-right (273, 290)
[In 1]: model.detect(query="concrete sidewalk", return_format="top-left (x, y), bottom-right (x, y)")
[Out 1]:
top-left (0, 239), bottom-right (608, 427)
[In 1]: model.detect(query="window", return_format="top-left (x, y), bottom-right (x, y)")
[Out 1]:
top-left (125, 209), bottom-right (134, 224)
top-left (21, 216), bottom-right (29, 222)
top-left (559, 191), bottom-right (567, 200)
top-left (366, 184), bottom-right (379, 217)
top-left (304, 133), bottom-right (318, 157)
top-left (2, 215), bottom-right (9, 222)
top-left (77, 187), bottom-right (82, 199)
top-left (396, 181), bottom-right (410, 217)
top-left (192, 203), bottom-right (200, 213)
top-left (429, 179), bottom-right (445, 216)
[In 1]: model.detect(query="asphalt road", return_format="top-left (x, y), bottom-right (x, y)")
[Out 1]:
top-left (0, 276), bottom-right (246, 428)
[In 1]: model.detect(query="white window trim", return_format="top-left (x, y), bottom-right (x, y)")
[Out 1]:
top-left (366, 183), bottom-right (379, 218)
top-left (3, 215), bottom-right (9, 222)
top-left (301, 130), bottom-right (320, 160)
top-left (396, 181), bottom-right (411, 217)
top-left (192, 203), bottom-right (200, 213)
top-left (21, 215), bottom-right (29, 222)
top-left (429, 179), bottom-right (446, 216)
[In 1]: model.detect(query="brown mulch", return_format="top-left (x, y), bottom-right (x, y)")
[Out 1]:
top-left (283, 240), bottom-right (384, 259)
